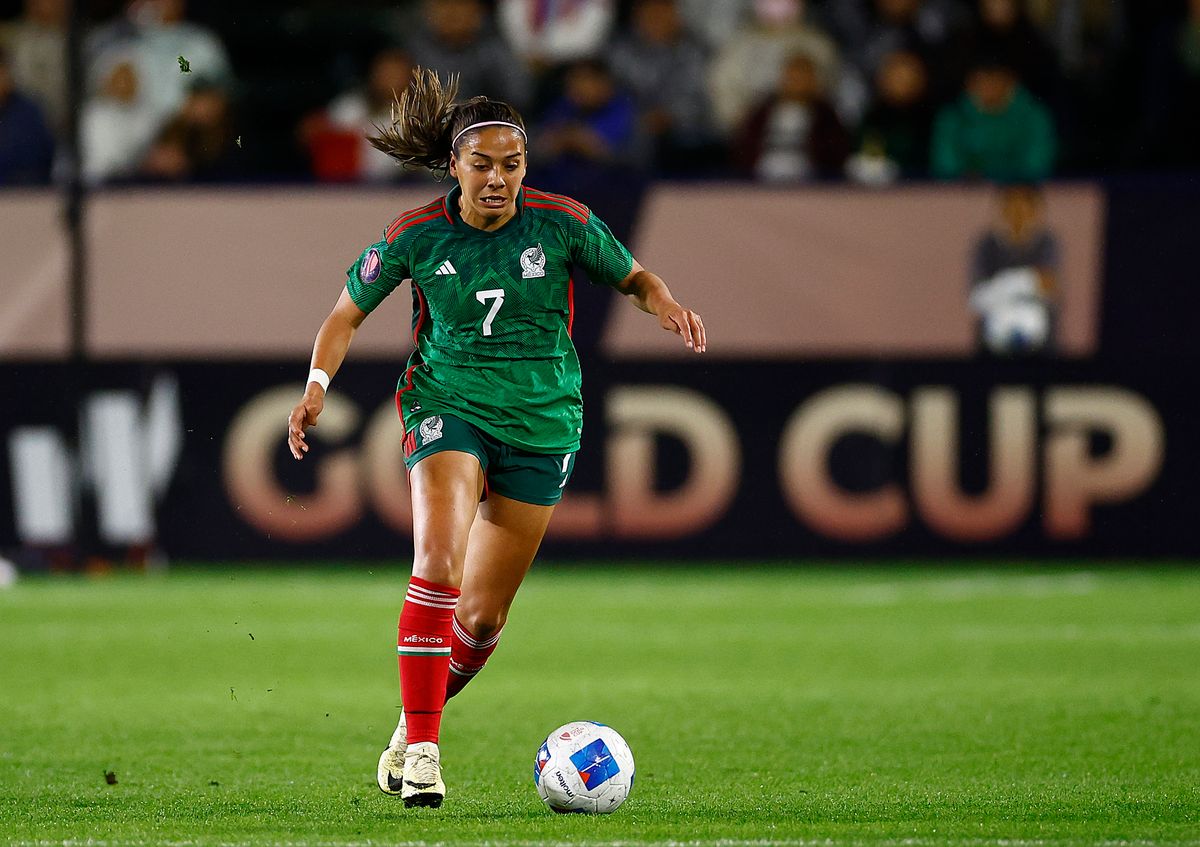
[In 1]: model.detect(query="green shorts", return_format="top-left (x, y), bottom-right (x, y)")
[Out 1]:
top-left (402, 413), bottom-right (576, 506)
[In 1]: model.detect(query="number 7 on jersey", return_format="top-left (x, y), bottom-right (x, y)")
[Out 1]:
top-left (475, 288), bottom-right (505, 336)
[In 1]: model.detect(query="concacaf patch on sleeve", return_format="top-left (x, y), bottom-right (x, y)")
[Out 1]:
top-left (361, 248), bottom-right (382, 284)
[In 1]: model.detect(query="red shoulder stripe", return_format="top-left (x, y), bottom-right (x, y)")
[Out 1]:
top-left (525, 188), bottom-right (588, 217)
top-left (388, 200), bottom-right (440, 230)
top-left (526, 187), bottom-right (587, 212)
top-left (394, 197), bottom-right (442, 223)
top-left (386, 199), bottom-right (441, 239)
top-left (386, 199), bottom-right (443, 240)
top-left (385, 208), bottom-right (436, 242)
top-left (386, 210), bottom-right (444, 243)
top-left (525, 200), bottom-right (588, 224)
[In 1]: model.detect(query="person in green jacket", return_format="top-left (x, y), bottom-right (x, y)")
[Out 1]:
top-left (931, 57), bottom-right (1056, 181)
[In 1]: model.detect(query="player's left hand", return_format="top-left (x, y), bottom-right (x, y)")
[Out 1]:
top-left (287, 387), bottom-right (324, 460)
top-left (658, 303), bottom-right (706, 353)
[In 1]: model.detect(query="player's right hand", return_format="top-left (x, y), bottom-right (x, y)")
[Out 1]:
top-left (287, 389), bottom-right (324, 460)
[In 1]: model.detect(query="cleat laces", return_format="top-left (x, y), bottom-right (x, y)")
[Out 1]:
top-left (405, 748), bottom-right (440, 790)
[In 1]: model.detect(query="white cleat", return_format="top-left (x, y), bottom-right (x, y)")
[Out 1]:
top-left (376, 710), bottom-right (407, 796)
top-left (401, 741), bottom-right (445, 808)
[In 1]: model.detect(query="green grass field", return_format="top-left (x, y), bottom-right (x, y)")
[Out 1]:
top-left (1, 564), bottom-right (1198, 846)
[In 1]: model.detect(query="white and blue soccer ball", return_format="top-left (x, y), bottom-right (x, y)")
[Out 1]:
top-left (534, 721), bottom-right (635, 814)
top-left (983, 299), bottom-right (1050, 354)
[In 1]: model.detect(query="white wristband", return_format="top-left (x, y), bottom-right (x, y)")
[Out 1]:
top-left (307, 368), bottom-right (331, 392)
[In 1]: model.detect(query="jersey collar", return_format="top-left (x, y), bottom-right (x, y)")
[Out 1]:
top-left (444, 184), bottom-right (527, 235)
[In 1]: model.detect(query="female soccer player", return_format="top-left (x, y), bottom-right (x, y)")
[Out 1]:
top-left (286, 69), bottom-right (705, 808)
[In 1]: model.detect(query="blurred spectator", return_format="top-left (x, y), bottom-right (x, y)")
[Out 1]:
top-left (303, 47), bottom-right (414, 183)
top-left (969, 184), bottom-right (1060, 356)
top-left (846, 49), bottom-right (933, 184)
top-left (609, 0), bottom-right (718, 174)
top-left (89, 0), bottom-right (234, 127)
top-left (822, 0), bottom-right (972, 105)
top-left (734, 53), bottom-right (849, 182)
top-left (406, 0), bottom-right (532, 110)
top-left (0, 47), bottom-right (55, 185)
top-left (139, 84), bottom-right (240, 182)
top-left (709, 0), bottom-right (839, 135)
top-left (497, 0), bottom-right (615, 68)
top-left (1, 0), bottom-right (68, 137)
top-left (1026, 0), bottom-right (1125, 80)
top-left (676, 0), bottom-right (751, 49)
top-left (931, 58), bottom-right (1056, 181)
top-left (82, 53), bottom-right (162, 184)
top-left (536, 59), bottom-right (640, 181)
top-left (965, 0), bottom-right (1060, 99)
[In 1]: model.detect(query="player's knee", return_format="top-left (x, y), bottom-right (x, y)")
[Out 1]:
top-left (455, 604), bottom-right (507, 642)
top-left (411, 549), bottom-right (462, 588)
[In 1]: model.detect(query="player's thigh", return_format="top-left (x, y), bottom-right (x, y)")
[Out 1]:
top-left (408, 450), bottom-right (486, 586)
top-left (458, 493), bottom-right (556, 637)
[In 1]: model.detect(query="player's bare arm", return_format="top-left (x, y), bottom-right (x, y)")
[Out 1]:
top-left (288, 289), bottom-right (368, 460)
top-left (616, 260), bottom-right (706, 353)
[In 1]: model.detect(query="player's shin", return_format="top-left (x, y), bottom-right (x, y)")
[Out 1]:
top-left (397, 577), bottom-right (460, 744)
top-left (445, 614), bottom-right (503, 701)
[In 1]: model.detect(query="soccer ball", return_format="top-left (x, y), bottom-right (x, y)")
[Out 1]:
top-left (533, 721), bottom-right (635, 814)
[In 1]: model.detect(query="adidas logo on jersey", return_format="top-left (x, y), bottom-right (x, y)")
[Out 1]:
top-left (434, 260), bottom-right (457, 276)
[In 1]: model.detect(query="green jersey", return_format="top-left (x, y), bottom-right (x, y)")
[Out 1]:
top-left (345, 185), bottom-right (635, 453)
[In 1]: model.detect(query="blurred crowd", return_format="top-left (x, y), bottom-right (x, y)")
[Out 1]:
top-left (2, 0), bottom-right (1199, 187)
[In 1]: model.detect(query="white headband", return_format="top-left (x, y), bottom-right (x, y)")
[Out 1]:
top-left (452, 121), bottom-right (527, 148)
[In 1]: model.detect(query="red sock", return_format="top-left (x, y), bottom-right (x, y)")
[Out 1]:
top-left (397, 576), bottom-right (459, 744)
top-left (445, 614), bottom-right (503, 701)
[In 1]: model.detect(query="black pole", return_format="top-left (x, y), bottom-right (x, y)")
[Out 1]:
top-left (62, 0), bottom-right (94, 570)
top-left (64, 0), bottom-right (87, 363)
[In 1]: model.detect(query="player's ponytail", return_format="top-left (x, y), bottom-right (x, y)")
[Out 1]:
top-left (369, 67), bottom-right (527, 180)
top-left (368, 67), bottom-right (459, 176)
